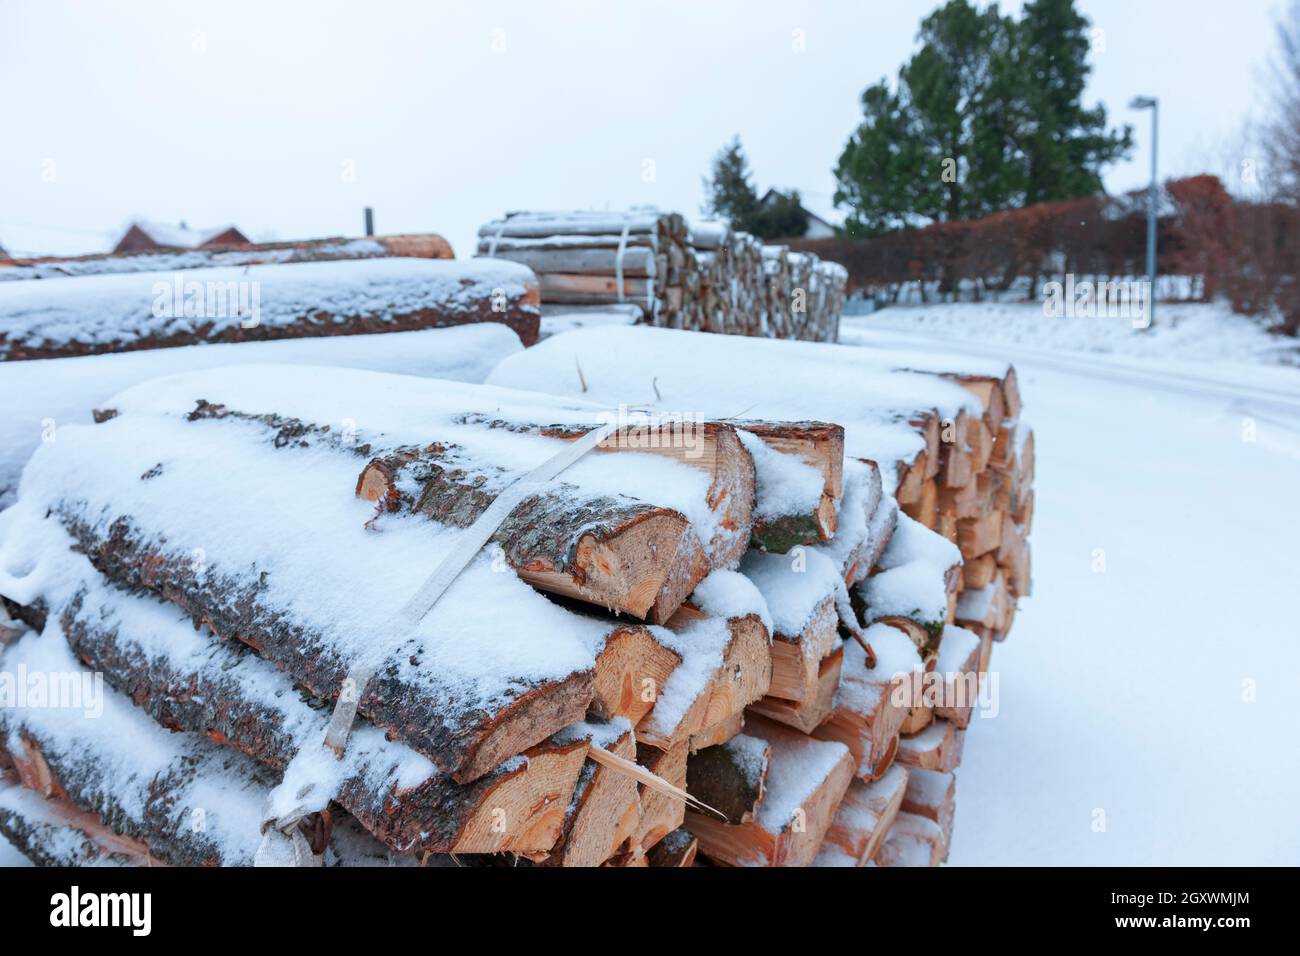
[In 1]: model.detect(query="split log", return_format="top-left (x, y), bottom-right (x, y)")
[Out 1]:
top-left (957, 509), bottom-right (1004, 560)
top-left (645, 827), bottom-right (698, 867)
top-left (820, 763), bottom-right (910, 866)
top-left (56, 583), bottom-right (590, 856)
top-left (589, 626), bottom-right (683, 725)
top-left (896, 719), bottom-right (966, 774)
top-left (688, 713), bottom-right (745, 753)
top-left (735, 420), bottom-right (844, 550)
top-left (544, 721), bottom-right (640, 867)
top-left (901, 768), bottom-right (956, 862)
top-left (761, 596), bottom-right (839, 703)
top-left (442, 414), bottom-right (757, 576)
top-left (875, 811), bottom-right (945, 867)
top-left (931, 625), bottom-right (984, 729)
top-left (628, 741), bottom-right (690, 852)
top-left (746, 645), bottom-right (843, 733)
top-left (955, 573), bottom-right (1010, 634)
top-left (961, 552), bottom-right (998, 589)
top-left (813, 627), bottom-right (918, 781)
top-left (685, 734), bottom-right (770, 825)
top-left (635, 607), bottom-right (772, 751)
top-left (686, 714), bottom-right (853, 867)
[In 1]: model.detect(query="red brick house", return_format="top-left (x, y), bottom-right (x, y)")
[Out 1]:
top-left (113, 221), bottom-right (251, 254)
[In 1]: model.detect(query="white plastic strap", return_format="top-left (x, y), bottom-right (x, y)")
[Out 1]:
top-left (485, 221), bottom-right (507, 258)
top-left (613, 220), bottom-right (631, 304)
top-left (257, 420), bottom-right (620, 857)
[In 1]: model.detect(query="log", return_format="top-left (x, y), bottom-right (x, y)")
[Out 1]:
top-left (686, 714), bottom-right (853, 867)
top-left (875, 811), bottom-right (945, 867)
top-left (688, 712), bottom-right (745, 753)
top-left (0, 778), bottom-right (154, 867)
top-left (56, 582), bottom-right (591, 856)
top-left (813, 627), bottom-right (918, 781)
top-left (0, 258), bottom-right (542, 361)
top-left (442, 415), bottom-right (757, 576)
top-left (645, 827), bottom-right (698, 867)
top-left (761, 596), bottom-right (839, 703)
top-left (589, 626), bottom-right (683, 725)
top-left (685, 734), bottom-right (771, 825)
top-left (735, 420), bottom-right (844, 550)
top-left (957, 509), bottom-right (1004, 560)
top-left (635, 607), bottom-right (772, 751)
top-left (961, 552), bottom-right (998, 589)
top-left (746, 645), bottom-right (843, 734)
top-left (0, 233), bottom-right (455, 282)
top-left (0, 632), bottom-right (273, 866)
top-left (901, 768), bottom-right (957, 862)
top-left (896, 719), bottom-right (966, 774)
top-left (628, 741), bottom-right (690, 852)
top-left (819, 763), bottom-right (910, 866)
top-left (60, 506), bottom-right (595, 784)
top-left (544, 721), bottom-right (641, 867)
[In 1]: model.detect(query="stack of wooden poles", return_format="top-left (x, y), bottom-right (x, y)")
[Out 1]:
top-left (476, 210), bottom-right (846, 342)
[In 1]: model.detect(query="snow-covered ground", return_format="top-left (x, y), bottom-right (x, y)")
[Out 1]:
top-left (845, 300), bottom-right (1300, 368)
top-left (851, 304), bottom-right (1300, 865)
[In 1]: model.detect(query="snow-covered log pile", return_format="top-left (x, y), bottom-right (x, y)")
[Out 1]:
top-left (475, 210), bottom-right (846, 342)
top-left (487, 325), bottom-right (1033, 865)
top-left (0, 233), bottom-right (453, 282)
top-left (0, 324), bottom-right (524, 508)
top-left (0, 324), bottom-right (1031, 866)
top-left (0, 257), bottom-right (542, 361)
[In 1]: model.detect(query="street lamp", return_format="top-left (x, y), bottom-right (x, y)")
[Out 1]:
top-left (1129, 95), bottom-right (1158, 329)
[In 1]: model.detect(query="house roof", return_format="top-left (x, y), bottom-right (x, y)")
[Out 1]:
top-left (125, 221), bottom-right (245, 248)
top-left (759, 188), bottom-right (841, 231)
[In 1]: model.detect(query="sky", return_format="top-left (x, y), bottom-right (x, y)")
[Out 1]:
top-left (0, 0), bottom-right (1281, 259)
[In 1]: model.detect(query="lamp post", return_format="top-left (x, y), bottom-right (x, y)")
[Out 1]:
top-left (1129, 95), bottom-right (1158, 328)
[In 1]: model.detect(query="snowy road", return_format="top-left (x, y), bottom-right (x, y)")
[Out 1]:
top-left (880, 333), bottom-right (1300, 865)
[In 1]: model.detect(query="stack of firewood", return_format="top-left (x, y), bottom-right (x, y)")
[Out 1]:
top-left (487, 325), bottom-right (1032, 865)
top-left (0, 240), bottom-right (541, 360)
top-left (476, 210), bottom-right (846, 343)
top-left (0, 324), bottom-right (1031, 867)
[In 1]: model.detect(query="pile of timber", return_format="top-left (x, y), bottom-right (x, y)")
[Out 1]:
top-left (0, 325), bottom-right (1032, 867)
top-left (0, 233), bottom-right (453, 282)
top-left (475, 210), bottom-right (846, 342)
top-left (0, 256), bottom-right (542, 361)
top-left (487, 325), bottom-right (1033, 865)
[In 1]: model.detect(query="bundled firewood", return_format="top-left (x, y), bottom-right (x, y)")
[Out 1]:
top-left (0, 322), bottom-right (1032, 867)
top-left (0, 257), bottom-right (541, 360)
top-left (0, 233), bottom-right (454, 282)
top-left (476, 210), bottom-right (845, 342)
top-left (487, 324), bottom-right (1033, 866)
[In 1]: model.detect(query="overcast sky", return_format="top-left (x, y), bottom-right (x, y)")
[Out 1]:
top-left (0, 0), bottom-right (1280, 258)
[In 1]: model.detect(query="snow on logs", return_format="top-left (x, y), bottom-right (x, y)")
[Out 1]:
top-left (0, 256), bottom-right (542, 360)
top-left (475, 210), bottom-right (847, 342)
top-left (0, 233), bottom-right (454, 283)
top-left (0, 321), bottom-right (1032, 866)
